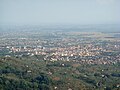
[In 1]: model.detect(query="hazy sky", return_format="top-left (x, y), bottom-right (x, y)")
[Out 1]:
top-left (0, 0), bottom-right (120, 25)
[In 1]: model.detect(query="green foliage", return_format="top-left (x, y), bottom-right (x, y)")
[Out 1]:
top-left (0, 56), bottom-right (120, 90)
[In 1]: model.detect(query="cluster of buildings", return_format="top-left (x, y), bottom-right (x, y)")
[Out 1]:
top-left (0, 31), bottom-right (120, 65)
top-left (5, 37), bottom-right (120, 65)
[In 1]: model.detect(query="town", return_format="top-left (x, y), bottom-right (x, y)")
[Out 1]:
top-left (0, 26), bottom-right (120, 90)
top-left (0, 29), bottom-right (120, 65)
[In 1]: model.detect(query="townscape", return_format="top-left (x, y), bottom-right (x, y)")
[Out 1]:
top-left (1, 28), bottom-right (120, 65)
top-left (0, 0), bottom-right (120, 90)
top-left (0, 25), bottom-right (120, 90)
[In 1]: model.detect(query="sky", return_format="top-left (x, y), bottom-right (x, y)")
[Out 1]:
top-left (0, 0), bottom-right (120, 25)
